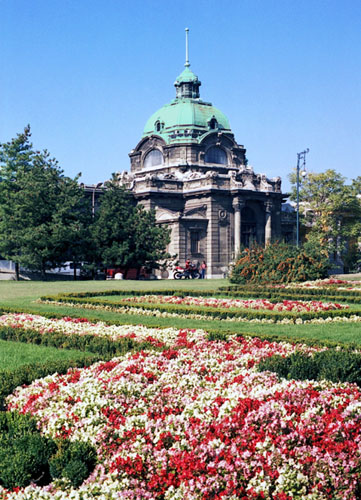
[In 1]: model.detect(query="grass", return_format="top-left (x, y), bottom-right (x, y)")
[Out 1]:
top-left (1, 278), bottom-right (361, 346)
top-left (0, 338), bottom-right (95, 370)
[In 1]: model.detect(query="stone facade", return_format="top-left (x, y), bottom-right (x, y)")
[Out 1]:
top-left (116, 58), bottom-right (286, 278)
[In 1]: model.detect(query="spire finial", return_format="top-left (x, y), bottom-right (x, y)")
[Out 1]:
top-left (185, 27), bottom-right (190, 67)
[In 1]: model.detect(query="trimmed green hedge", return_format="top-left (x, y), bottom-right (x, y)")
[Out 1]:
top-left (0, 324), bottom-right (157, 357)
top-left (0, 357), bottom-right (99, 411)
top-left (41, 285), bottom-right (361, 306)
top-left (258, 350), bottom-right (361, 387)
top-left (0, 411), bottom-right (97, 489)
top-left (43, 294), bottom-right (358, 322)
top-left (219, 284), bottom-right (361, 303)
top-left (0, 324), bottom-right (159, 410)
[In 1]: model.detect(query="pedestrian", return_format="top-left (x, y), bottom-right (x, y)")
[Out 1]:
top-left (200, 260), bottom-right (207, 279)
top-left (184, 258), bottom-right (191, 279)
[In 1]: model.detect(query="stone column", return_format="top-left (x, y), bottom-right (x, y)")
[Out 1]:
top-left (232, 198), bottom-right (245, 256)
top-left (265, 201), bottom-right (272, 245)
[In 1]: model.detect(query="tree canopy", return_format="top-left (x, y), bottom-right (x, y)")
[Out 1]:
top-left (92, 177), bottom-right (170, 277)
top-left (289, 168), bottom-right (361, 270)
top-left (0, 126), bottom-right (91, 279)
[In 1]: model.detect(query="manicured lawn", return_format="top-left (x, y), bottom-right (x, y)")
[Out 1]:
top-left (1, 279), bottom-right (361, 345)
top-left (2, 278), bottom-right (361, 497)
top-left (0, 338), bottom-right (95, 370)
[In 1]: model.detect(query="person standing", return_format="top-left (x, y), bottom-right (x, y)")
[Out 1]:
top-left (184, 258), bottom-right (191, 279)
top-left (200, 260), bottom-right (207, 279)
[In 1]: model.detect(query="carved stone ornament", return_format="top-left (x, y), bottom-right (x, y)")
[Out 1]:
top-left (184, 204), bottom-right (207, 217)
top-left (265, 201), bottom-right (273, 213)
top-left (219, 209), bottom-right (227, 220)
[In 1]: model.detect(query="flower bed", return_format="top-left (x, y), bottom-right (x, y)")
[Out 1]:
top-left (0, 314), bottom-right (207, 348)
top-left (273, 278), bottom-right (361, 290)
top-left (39, 298), bottom-right (361, 324)
top-left (120, 294), bottom-right (348, 312)
top-left (3, 334), bottom-right (361, 499)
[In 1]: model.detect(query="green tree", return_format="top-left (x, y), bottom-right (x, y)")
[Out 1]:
top-left (92, 177), bottom-right (170, 277)
top-left (0, 126), bottom-right (91, 279)
top-left (289, 169), bottom-right (361, 260)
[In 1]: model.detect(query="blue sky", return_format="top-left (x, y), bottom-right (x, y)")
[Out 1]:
top-left (1, 0), bottom-right (360, 193)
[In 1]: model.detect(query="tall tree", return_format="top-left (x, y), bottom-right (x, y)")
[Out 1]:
top-left (289, 169), bottom-right (361, 259)
top-left (0, 126), bottom-right (91, 279)
top-left (0, 126), bottom-right (34, 279)
top-left (92, 178), bottom-right (170, 277)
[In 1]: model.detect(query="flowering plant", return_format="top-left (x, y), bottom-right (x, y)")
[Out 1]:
top-left (121, 294), bottom-right (348, 312)
top-left (3, 331), bottom-right (361, 499)
top-left (39, 299), bottom-right (361, 324)
top-left (273, 278), bottom-right (361, 291)
top-left (0, 314), bottom-right (207, 348)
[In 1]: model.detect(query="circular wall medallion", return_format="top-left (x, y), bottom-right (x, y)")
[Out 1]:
top-left (219, 209), bottom-right (227, 220)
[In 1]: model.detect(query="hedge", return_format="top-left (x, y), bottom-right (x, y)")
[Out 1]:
top-left (258, 350), bottom-right (361, 387)
top-left (0, 411), bottom-right (97, 489)
top-left (0, 324), bottom-right (159, 410)
top-left (42, 294), bottom-right (358, 322)
top-left (219, 284), bottom-right (361, 302)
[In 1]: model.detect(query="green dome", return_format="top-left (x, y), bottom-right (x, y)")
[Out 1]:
top-left (143, 58), bottom-right (233, 144)
top-left (175, 67), bottom-right (199, 83)
top-left (143, 99), bottom-right (232, 143)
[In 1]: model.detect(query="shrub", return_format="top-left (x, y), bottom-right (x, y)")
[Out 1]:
top-left (0, 411), bottom-right (97, 490)
top-left (0, 357), bottom-right (99, 411)
top-left (0, 412), bottom-right (56, 489)
top-left (259, 350), bottom-right (361, 387)
top-left (229, 242), bottom-right (329, 284)
top-left (49, 440), bottom-right (97, 487)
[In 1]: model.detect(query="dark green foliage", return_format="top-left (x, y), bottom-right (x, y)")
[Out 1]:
top-left (0, 324), bottom-right (159, 410)
top-left (0, 412), bottom-right (56, 488)
top-left (259, 352), bottom-right (319, 381)
top-left (0, 126), bottom-right (92, 278)
top-left (289, 169), bottom-right (361, 255)
top-left (45, 293), bottom-right (355, 322)
top-left (207, 331), bottom-right (228, 341)
top-left (92, 177), bottom-right (171, 275)
top-left (229, 242), bottom-right (329, 284)
top-left (259, 350), bottom-right (361, 387)
top-left (49, 440), bottom-right (97, 487)
top-left (0, 411), bottom-right (97, 489)
top-left (0, 357), bottom-right (98, 411)
top-left (219, 284), bottom-right (361, 303)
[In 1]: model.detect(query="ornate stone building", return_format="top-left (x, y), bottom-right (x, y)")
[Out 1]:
top-left (118, 43), bottom-right (286, 278)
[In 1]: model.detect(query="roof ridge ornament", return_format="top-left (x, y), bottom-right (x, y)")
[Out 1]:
top-left (185, 28), bottom-right (190, 68)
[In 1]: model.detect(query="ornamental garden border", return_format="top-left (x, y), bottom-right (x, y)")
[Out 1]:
top-left (39, 290), bottom-right (361, 323)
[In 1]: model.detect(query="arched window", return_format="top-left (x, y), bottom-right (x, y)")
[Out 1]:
top-left (205, 146), bottom-right (227, 165)
top-left (144, 149), bottom-right (163, 169)
top-left (208, 117), bottom-right (218, 130)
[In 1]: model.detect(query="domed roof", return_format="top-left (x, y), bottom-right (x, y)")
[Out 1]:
top-left (143, 54), bottom-right (232, 144)
top-left (143, 99), bottom-right (232, 143)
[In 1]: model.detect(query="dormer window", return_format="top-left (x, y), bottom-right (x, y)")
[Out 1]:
top-left (208, 117), bottom-right (218, 130)
top-left (154, 121), bottom-right (164, 133)
top-left (205, 146), bottom-right (227, 165)
top-left (144, 149), bottom-right (164, 168)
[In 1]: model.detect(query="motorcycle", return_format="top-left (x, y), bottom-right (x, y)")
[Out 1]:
top-left (173, 264), bottom-right (200, 279)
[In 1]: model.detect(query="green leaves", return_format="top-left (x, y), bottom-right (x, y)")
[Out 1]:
top-left (92, 177), bottom-right (170, 273)
top-left (230, 242), bottom-right (329, 284)
top-left (289, 168), bottom-right (361, 261)
top-left (0, 126), bottom-right (92, 277)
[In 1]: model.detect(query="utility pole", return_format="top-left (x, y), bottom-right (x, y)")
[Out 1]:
top-left (296, 149), bottom-right (309, 247)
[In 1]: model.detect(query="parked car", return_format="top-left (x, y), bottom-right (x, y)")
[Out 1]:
top-left (106, 267), bottom-right (151, 280)
top-left (49, 262), bottom-right (82, 276)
